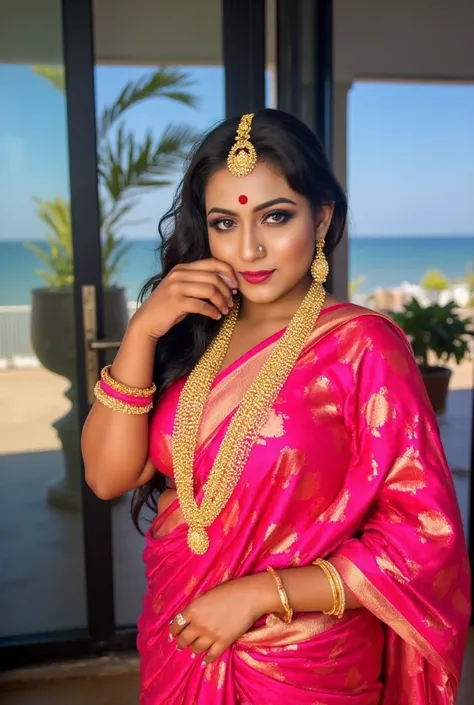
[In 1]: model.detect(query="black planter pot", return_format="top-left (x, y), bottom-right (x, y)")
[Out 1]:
top-left (419, 365), bottom-right (452, 414)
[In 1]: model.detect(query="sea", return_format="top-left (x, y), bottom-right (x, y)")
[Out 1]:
top-left (0, 236), bottom-right (473, 306)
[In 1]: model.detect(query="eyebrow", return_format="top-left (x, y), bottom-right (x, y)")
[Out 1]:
top-left (207, 197), bottom-right (297, 217)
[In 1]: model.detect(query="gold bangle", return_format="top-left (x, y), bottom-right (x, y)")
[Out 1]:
top-left (313, 558), bottom-right (345, 619)
top-left (266, 566), bottom-right (293, 624)
top-left (101, 365), bottom-right (156, 398)
top-left (94, 382), bottom-right (153, 414)
top-left (326, 561), bottom-right (346, 619)
top-left (314, 559), bottom-right (339, 616)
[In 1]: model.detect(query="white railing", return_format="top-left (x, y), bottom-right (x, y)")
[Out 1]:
top-left (1, 300), bottom-right (472, 370)
top-left (0, 303), bottom-right (137, 369)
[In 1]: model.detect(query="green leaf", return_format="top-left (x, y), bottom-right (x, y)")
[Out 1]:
top-left (99, 124), bottom-right (198, 202)
top-left (392, 298), bottom-right (473, 367)
top-left (349, 275), bottom-right (366, 299)
top-left (104, 242), bottom-right (133, 287)
top-left (30, 65), bottom-right (198, 288)
top-left (23, 197), bottom-right (74, 287)
top-left (31, 65), bottom-right (65, 94)
top-left (102, 202), bottom-right (134, 234)
top-left (421, 269), bottom-right (449, 292)
top-left (98, 68), bottom-right (197, 140)
top-left (24, 242), bottom-right (54, 269)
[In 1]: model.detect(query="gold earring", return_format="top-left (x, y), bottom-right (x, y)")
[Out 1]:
top-left (311, 239), bottom-right (329, 284)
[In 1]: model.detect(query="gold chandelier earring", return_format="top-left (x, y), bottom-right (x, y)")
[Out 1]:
top-left (311, 239), bottom-right (329, 285)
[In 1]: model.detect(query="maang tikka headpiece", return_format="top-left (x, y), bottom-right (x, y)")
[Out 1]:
top-left (227, 113), bottom-right (257, 177)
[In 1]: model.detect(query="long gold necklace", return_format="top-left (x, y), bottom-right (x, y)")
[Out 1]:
top-left (172, 281), bottom-right (326, 554)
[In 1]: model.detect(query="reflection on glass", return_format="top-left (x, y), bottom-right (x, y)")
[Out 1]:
top-left (93, 8), bottom-right (226, 626)
top-left (348, 81), bottom-right (474, 541)
top-left (266, 0), bottom-right (277, 108)
top-left (0, 5), bottom-right (87, 636)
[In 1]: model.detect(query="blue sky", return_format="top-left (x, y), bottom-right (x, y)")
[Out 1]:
top-left (1, 64), bottom-right (474, 242)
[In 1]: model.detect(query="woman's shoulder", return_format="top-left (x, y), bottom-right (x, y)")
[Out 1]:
top-left (324, 301), bottom-right (405, 336)
top-left (323, 301), bottom-right (413, 359)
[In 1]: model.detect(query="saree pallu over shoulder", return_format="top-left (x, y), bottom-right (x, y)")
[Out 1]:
top-left (141, 303), bottom-right (471, 705)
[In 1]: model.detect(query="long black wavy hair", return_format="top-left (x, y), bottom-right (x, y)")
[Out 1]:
top-left (131, 108), bottom-right (348, 531)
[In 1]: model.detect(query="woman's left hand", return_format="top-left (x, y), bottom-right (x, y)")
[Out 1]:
top-left (169, 574), bottom-right (272, 663)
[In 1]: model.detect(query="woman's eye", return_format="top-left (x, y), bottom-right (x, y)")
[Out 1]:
top-left (265, 211), bottom-right (290, 225)
top-left (216, 218), bottom-right (235, 230)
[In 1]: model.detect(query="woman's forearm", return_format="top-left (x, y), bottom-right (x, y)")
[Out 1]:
top-left (81, 321), bottom-right (158, 499)
top-left (108, 318), bottom-right (158, 388)
top-left (242, 564), bottom-right (362, 619)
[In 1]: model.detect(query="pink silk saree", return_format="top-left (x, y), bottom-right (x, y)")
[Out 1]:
top-left (139, 303), bottom-right (471, 704)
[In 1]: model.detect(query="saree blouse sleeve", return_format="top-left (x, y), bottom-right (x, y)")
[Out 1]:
top-left (328, 315), bottom-right (471, 704)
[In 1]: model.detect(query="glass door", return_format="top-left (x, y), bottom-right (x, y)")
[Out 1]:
top-left (1, 0), bottom-right (269, 668)
top-left (0, 0), bottom-right (126, 668)
top-left (0, 0), bottom-right (90, 656)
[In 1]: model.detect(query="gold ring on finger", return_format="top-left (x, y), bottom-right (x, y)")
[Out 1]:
top-left (176, 612), bottom-right (187, 627)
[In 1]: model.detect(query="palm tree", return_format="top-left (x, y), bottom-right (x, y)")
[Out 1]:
top-left (27, 66), bottom-right (199, 286)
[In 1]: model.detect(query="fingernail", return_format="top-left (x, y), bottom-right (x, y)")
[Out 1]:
top-left (168, 633), bottom-right (173, 642)
top-left (228, 300), bottom-right (234, 308)
top-left (223, 308), bottom-right (229, 315)
top-left (169, 619), bottom-right (174, 625)
top-left (177, 645), bottom-right (184, 651)
top-left (218, 273), bottom-right (233, 287)
top-left (232, 289), bottom-right (238, 295)
top-left (190, 652), bottom-right (196, 659)
top-left (201, 661), bottom-right (207, 669)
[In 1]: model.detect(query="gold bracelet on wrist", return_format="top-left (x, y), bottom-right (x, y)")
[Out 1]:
top-left (266, 566), bottom-right (293, 624)
top-left (313, 558), bottom-right (346, 619)
top-left (327, 561), bottom-right (346, 618)
top-left (94, 382), bottom-right (154, 415)
top-left (101, 365), bottom-right (156, 397)
top-left (314, 559), bottom-right (339, 616)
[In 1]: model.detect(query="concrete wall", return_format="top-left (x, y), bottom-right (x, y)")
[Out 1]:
top-left (93, 0), bottom-right (223, 66)
top-left (2, 0), bottom-right (474, 81)
top-left (334, 0), bottom-right (474, 83)
top-left (1, 0), bottom-right (63, 64)
top-left (0, 0), bottom-right (222, 65)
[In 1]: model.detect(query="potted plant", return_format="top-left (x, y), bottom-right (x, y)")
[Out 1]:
top-left (392, 298), bottom-right (473, 414)
top-left (25, 197), bottom-right (133, 510)
top-left (25, 66), bottom-right (198, 510)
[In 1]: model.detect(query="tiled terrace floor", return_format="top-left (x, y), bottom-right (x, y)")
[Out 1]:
top-left (1, 629), bottom-right (473, 704)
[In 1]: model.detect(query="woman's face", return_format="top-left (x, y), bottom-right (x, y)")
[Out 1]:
top-left (205, 161), bottom-right (333, 305)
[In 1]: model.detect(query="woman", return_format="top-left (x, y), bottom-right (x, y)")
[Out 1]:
top-left (82, 109), bottom-right (470, 704)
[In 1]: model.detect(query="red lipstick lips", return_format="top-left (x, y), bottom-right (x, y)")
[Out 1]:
top-left (239, 270), bottom-right (275, 284)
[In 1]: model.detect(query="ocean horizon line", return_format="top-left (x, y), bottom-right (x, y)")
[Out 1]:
top-left (1, 236), bottom-right (473, 305)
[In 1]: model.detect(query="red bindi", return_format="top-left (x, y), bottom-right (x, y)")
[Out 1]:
top-left (238, 194), bottom-right (248, 205)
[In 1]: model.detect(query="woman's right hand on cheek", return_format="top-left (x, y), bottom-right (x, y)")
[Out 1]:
top-left (129, 259), bottom-right (239, 342)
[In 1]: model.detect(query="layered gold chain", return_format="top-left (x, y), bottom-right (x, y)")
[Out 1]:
top-left (173, 282), bottom-right (326, 554)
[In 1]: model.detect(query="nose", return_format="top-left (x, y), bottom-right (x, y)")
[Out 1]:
top-left (239, 222), bottom-right (265, 262)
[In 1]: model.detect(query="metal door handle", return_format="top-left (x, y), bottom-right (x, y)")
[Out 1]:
top-left (89, 339), bottom-right (122, 350)
top-left (82, 285), bottom-right (123, 404)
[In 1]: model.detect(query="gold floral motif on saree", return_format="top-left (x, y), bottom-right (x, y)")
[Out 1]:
top-left (417, 509), bottom-right (454, 545)
top-left (385, 447), bottom-right (427, 494)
